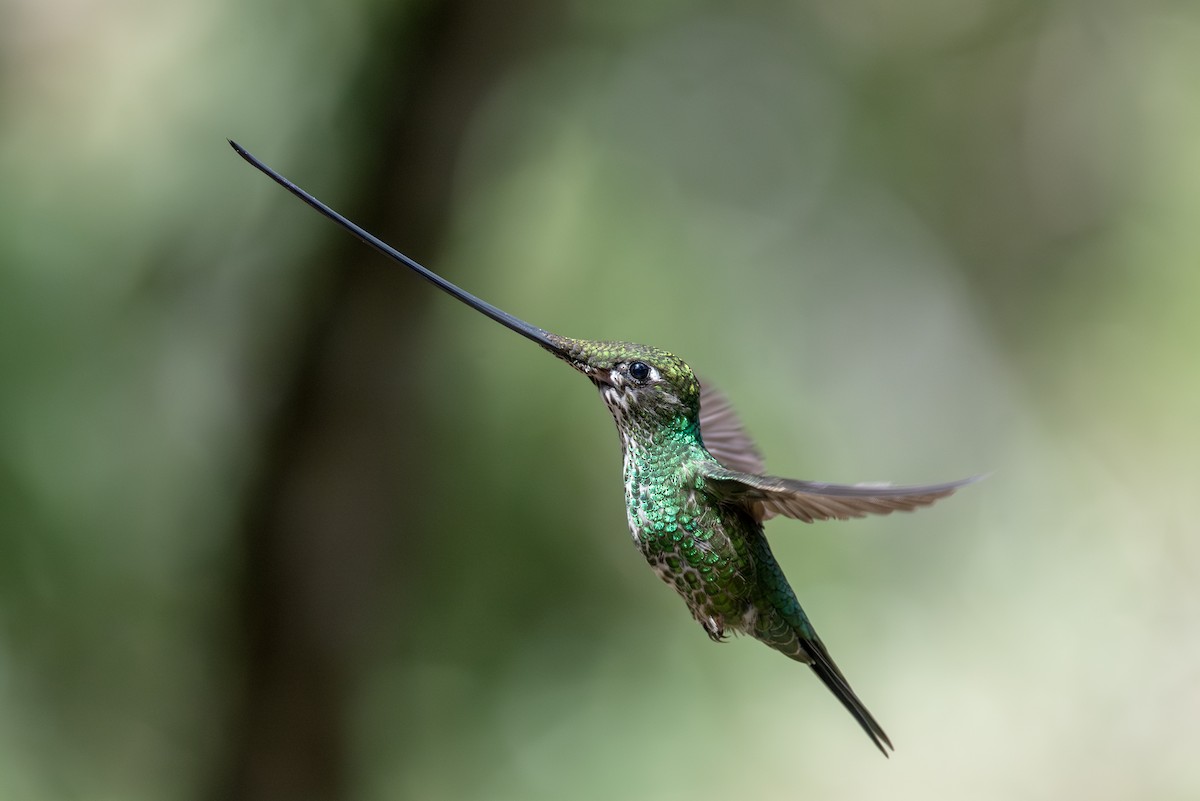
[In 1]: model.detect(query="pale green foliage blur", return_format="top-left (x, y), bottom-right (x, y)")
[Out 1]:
top-left (2, 1), bottom-right (1199, 799)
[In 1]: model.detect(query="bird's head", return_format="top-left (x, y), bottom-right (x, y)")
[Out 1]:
top-left (544, 335), bottom-right (701, 438)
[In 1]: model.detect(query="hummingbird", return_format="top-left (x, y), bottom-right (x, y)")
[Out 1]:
top-left (230, 140), bottom-right (976, 756)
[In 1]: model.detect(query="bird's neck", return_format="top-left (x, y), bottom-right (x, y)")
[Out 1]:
top-left (617, 415), bottom-right (707, 479)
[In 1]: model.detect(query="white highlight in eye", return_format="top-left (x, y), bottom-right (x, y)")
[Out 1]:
top-left (620, 362), bottom-right (660, 384)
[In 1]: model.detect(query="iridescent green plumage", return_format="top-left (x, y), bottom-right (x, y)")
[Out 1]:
top-left (232, 141), bottom-right (978, 756)
top-left (543, 335), bottom-right (910, 754)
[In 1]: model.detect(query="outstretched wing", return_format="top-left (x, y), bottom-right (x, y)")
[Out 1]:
top-left (698, 379), bottom-right (765, 475)
top-left (701, 462), bottom-right (979, 523)
top-left (698, 377), bottom-right (978, 522)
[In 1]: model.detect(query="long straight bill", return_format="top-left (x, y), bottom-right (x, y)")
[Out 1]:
top-left (229, 140), bottom-right (562, 352)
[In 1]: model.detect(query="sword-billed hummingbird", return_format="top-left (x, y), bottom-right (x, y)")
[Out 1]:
top-left (230, 140), bottom-right (977, 756)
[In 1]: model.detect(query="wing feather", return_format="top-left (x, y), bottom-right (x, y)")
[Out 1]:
top-left (702, 464), bottom-right (980, 523)
top-left (697, 378), bottom-right (979, 522)
top-left (697, 379), bottom-right (765, 476)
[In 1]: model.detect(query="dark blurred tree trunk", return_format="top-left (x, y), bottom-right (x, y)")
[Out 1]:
top-left (213, 2), bottom-right (559, 799)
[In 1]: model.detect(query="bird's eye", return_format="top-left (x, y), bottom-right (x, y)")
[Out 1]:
top-left (628, 361), bottom-right (651, 382)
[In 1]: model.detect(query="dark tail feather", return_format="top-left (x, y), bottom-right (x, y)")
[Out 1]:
top-left (806, 641), bottom-right (894, 757)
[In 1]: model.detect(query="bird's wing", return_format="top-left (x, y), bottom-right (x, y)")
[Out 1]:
top-left (700, 462), bottom-right (979, 523)
top-left (697, 379), bottom-right (766, 476)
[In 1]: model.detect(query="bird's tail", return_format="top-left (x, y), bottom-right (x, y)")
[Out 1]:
top-left (804, 636), bottom-right (893, 757)
top-left (746, 531), bottom-right (893, 755)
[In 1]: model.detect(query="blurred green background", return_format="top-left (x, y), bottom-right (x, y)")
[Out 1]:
top-left (3, 1), bottom-right (1198, 799)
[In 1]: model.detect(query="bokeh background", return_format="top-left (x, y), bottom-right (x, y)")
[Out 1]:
top-left (3, 1), bottom-right (1198, 799)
